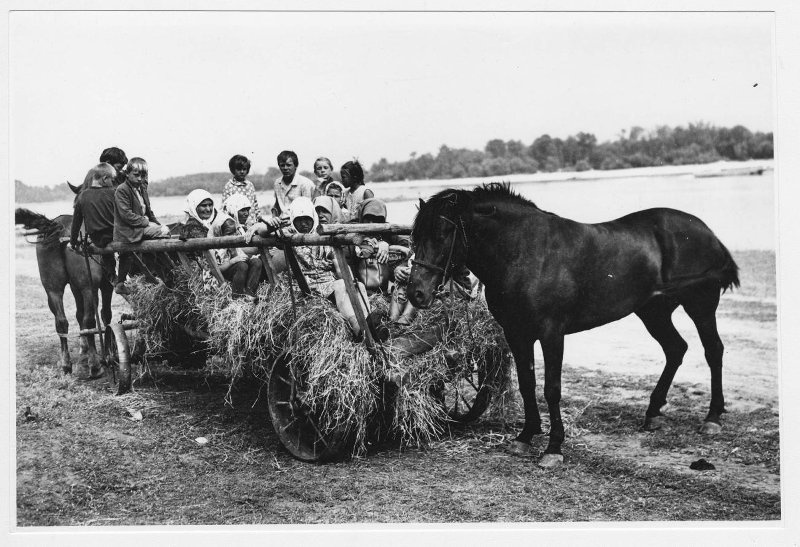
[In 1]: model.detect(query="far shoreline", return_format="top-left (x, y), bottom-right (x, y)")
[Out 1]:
top-left (369, 158), bottom-right (774, 191)
top-left (15, 158), bottom-right (774, 210)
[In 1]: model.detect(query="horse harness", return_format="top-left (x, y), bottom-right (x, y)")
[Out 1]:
top-left (410, 213), bottom-right (469, 292)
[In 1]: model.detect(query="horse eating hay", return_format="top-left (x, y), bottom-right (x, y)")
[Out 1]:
top-left (408, 183), bottom-right (739, 468)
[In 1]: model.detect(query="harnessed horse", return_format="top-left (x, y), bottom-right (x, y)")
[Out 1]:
top-left (408, 183), bottom-right (739, 467)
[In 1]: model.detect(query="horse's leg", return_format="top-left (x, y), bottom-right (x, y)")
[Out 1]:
top-left (636, 299), bottom-right (687, 431)
top-left (76, 284), bottom-right (103, 379)
top-left (45, 289), bottom-right (72, 373)
top-left (100, 282), bottom-right (113, 327)
top-left (681, 287), bottom-right (725, 435)
top-left (503, 327), bottom-right (542, 456)
top-left (69, 283), bottom-right (89, 355)
top-left (539, 332), bottom-right (565, 468)
top-left (100, 255), bottom-right (115, 326)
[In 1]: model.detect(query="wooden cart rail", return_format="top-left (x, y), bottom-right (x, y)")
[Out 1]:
top-left (81, 223), bottom-right (412, 255)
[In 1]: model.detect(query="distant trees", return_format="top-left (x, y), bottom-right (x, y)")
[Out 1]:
top-left (15, 180), bottom-right (72, 203)
top-left (367, 122), bottom-right (773, 182)
top-left (14, 122), bottom-right (773, 203)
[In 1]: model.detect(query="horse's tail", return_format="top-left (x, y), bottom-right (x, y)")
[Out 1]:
top-left (657, 240), bottom-right (740, 296)
top-left (717, 241), bottom-right (740, 294)
top-left (15, 208), bottom-right (65, 245)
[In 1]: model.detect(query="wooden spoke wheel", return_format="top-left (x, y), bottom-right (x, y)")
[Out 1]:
top-left (267, 357), bottom-right (349, 462)
top-left (104, 323), bottom-right (132, 395)
top-left (440, 352), bottom-right (493, 423)
top-left (440, 343), bottom-right (508, 423)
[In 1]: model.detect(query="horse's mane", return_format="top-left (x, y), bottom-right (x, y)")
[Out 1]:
top-left (412, 183), bottom-right (542, 241)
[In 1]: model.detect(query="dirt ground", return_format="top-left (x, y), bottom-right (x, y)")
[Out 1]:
top-left (13, 239), bottom-right (780, 527)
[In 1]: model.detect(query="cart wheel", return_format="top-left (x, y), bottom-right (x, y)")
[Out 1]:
top-left (104, 323), bottom-right (132, 395)
top-left (267, 357), bottom-right (349, 462)
top-left (440, 342), bottom-right (509, 423)
top-left (440, 351), bottom-right (493, 422)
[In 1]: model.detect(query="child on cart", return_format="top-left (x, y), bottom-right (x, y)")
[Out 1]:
top-left (221, 154), bottom-right (259, 227)
top-left (312, 156), bottom-right (335, 198)
top-left (289, 197), bottom-right (387, 342)
top-left (69, 163), bottom-right (119, 283)
top-left (351, 198), bottom-right (416, 325)
top-left (216, 194), bottom-right (263, 299)
top-left (113, 157), bottom-right (170, 294)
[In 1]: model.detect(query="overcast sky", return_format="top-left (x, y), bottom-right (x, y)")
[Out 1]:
top-left (9, 10), bottom-right (774, 187)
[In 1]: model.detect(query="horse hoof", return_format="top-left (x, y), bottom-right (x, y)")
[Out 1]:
top-left (506, 440), bottom-right (534, 456)
top-left (643, 416), bottom-right (665, 431)
top-left (699, 421), bottom-right (722, 435)
top-left (538, 453), bottom-right (564, 469)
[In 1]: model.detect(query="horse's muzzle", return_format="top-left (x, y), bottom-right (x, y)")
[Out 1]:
top-left (408, 286), bottom-right (434, 309)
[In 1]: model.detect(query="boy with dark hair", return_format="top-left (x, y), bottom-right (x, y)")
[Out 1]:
top-left (221, 154), bottom-right (259, 227)
top-left (267, 150), bottom-right (315, 229)
top-left (99, 147), bottom-right (129, 186)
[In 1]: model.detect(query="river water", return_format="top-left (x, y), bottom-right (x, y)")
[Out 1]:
top-left (17, 171), bottom-right (775, 251)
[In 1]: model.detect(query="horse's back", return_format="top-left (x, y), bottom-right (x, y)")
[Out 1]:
top-left (54, 214), bottom-right (73, 233)
top-left (615, 208), bottom-right (739, 293)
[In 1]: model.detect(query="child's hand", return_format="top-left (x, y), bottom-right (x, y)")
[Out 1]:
top-left (394, 265), bottom-right (410, 283)
top-left (244, 222), bottom-right (266, 243)
top-left (375, 241), bottom-right (390, 264)
top-left (160, 225), bottom-right (170, 236)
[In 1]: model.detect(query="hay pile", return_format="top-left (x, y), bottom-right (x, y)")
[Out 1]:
top-left (127, 268), bottom-right (512, 456)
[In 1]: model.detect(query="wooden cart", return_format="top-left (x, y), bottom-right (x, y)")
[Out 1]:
top-left (83, 224), bottom-right (505, 461)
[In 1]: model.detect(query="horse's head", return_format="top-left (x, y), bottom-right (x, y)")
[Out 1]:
top-left (408, 190), bottom-right (470, 309)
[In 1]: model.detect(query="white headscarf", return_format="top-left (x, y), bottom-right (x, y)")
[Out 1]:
top-left (222, 193), bottom-right (252, 229)
top-left (289, 196), bottom-right (319, 234)
top-left (185, 189), bottom-right (217, 231)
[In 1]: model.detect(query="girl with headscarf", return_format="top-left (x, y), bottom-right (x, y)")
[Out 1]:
top-left (323, 180), bottom-right (349, 220)
top-left (213, 193), bottom-right (264, 299)
top-left (288, 197), bottom-right (387, 342)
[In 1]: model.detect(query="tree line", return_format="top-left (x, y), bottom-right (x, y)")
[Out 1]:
top-left (15, 122), bottom-right (773, 202)
top-left (367, 122), bottom-right (773, 181)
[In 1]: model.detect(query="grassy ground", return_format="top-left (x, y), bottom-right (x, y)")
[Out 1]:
top-left (14, 249), bottom-right (780, 525)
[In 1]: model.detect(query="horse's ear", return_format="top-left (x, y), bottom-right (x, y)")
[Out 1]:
top-left (67, 181), bottom-right (81, 195)
top-left (474, 203), bottom-right (496, 217)
top-left (417, 198), bottom-right (425, 211)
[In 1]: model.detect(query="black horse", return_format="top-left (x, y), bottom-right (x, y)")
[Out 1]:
top-left (408, 184), bottom-right (739, 468)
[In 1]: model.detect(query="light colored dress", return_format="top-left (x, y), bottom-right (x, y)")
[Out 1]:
top-left (344, 185), bottom-right (370, 217)
top-left (222, 178), bottom-right (259, 226)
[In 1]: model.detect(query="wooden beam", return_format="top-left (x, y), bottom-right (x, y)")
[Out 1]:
top-left (283, 246), bottom-right (311, 296)
top-left (332, 247), bottom-right (374, 348)
top-left (317, 223), bottom-right (412, 236)
top-left (203, 250), bottom-right (226, 285)
top-left (176, 252), bottom-right (193, 270)
top-left (259, 249), bottom-right (278, 286)
top-left (86, 232), bottom-right (377, 255)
